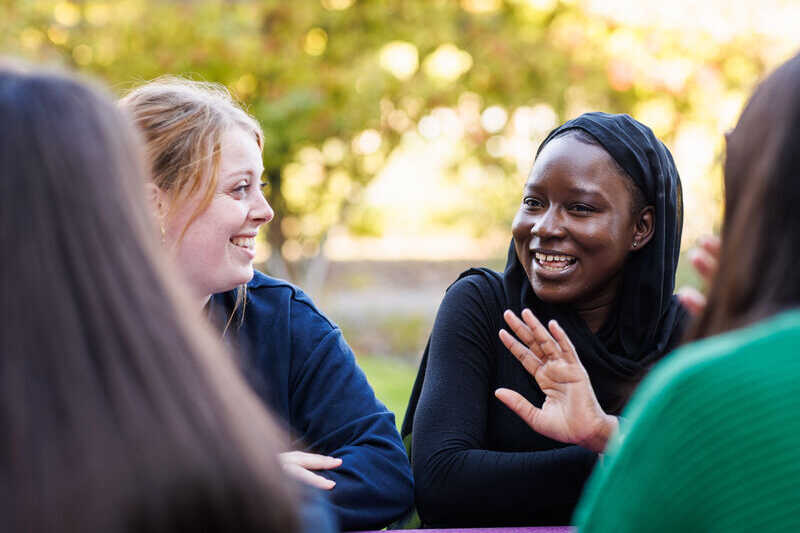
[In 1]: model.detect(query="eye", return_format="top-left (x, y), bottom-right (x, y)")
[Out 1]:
top-left (523, 196), bottom-right (544, 209)
top-left (230, 181), bottom-right (249, 199)
top-left (569, 203), bottom-right (595, 214)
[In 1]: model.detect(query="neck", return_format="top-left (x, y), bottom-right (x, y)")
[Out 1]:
top-left (195, 291), bottom-right (211, 310)
top-left (575, 300), bottom-right (615, 333)
top-left (574, 275), bottom-right (622, 333)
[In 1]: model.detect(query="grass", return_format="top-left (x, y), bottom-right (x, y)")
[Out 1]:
top-left (357, 354), bottom-right (419, 430)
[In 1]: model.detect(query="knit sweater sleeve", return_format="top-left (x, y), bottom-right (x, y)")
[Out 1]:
top-left (412, 276), bottom-right (597, 527)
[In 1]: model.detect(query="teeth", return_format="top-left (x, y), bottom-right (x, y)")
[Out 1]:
top-left (535, 252), bottom-right (574, 263)
top-left (534, 252), bottom-right (576, 271)
top-left (230, 237), bottom-right (255, 248)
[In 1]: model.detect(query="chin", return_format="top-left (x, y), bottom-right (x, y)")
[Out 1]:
top-left (216, 267), bottom-right (255, 293)
top-left (530, 281), bottom-right (578, 305)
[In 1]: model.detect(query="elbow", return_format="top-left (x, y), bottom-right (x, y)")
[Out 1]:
top-left (412, 456), bottom-right (461, 526)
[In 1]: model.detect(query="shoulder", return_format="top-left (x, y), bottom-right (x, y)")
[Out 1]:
top-left (440, 268), bottom-right (505, 311)
top-left (246, 270), bottom-right (337, 331)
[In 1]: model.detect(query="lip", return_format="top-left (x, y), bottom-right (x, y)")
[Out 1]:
top-left (531, 247), bottom-right (575, 256)
top-left (529, 248), bottom-right (578, 281)
top-left (229, 233), bottom-right (258, 260)
top-left (230, 241), bottom-right (256, 260)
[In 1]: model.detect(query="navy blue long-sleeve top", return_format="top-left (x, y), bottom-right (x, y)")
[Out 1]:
top-left (210, 271), bottom-right (414, 531)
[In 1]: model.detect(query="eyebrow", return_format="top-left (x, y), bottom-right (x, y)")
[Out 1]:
top-left (566, 186), bottom-right (603, 197)
top-left (523, 184), bottom-right (604, 197)
top-left (226, 168), bottom-right (265, 179)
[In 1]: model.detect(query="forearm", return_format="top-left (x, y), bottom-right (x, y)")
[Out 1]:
top-left (414, 444), bottom-right (597, 526)
top-left (324, 441), bottom-right (414, 531)
top-left (292, 332), bottom-right (413, 530)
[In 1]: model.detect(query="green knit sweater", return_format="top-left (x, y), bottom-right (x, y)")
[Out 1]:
top-left (575, 310), bottom-right (800, 533)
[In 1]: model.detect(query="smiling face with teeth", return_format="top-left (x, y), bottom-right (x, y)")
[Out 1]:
top-left (162, 126), bottom-right (273, 300)
top-left (512, 134), bottom-right (654, 324)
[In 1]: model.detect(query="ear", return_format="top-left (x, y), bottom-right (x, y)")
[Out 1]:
top-left (145, 182), bottom-right (168, 220)
top-left (630, 206), bottom-right (655, 251)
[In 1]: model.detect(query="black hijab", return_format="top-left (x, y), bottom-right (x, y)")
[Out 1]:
top-left (403, 112), bottom-right (688, 439)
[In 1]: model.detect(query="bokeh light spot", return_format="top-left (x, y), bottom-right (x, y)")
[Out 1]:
top-left (304, 28), bottom-right (328, 56)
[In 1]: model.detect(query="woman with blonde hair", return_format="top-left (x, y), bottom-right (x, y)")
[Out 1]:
top-left (121, 78), bottom-right (413, 531)
top-left (0, 63), bottom-right (320, 532)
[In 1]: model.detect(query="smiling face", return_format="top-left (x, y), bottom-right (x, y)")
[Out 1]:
top-left (163, 126), bottom-right (272, 299)
top-left (512, 134), bottom-right (651, 309)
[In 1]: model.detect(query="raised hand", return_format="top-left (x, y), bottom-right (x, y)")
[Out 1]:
top-left (677, 234), bottom-right (721, 316)
top-left (494, 309), bottom-right (617, 453)
top-left (279, 451), bottom-right (342, 490)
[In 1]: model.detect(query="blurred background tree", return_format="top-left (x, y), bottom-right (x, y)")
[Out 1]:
top-left (4, 0), bottom-right (796, 284)
top-left (3, 0), bottom-right (798, 419)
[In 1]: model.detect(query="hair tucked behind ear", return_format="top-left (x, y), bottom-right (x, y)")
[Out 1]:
top-left (689, 52), bottom-right (800, 340)
top-left (0, 63), bottom-right (298, 532)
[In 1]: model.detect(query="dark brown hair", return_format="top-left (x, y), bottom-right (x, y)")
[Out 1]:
top-left (0, 62), bottom-right (299, 532)
top-left (690, 52), bottom-right (800, 339)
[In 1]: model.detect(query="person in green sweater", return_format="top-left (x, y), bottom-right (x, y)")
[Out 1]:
top-left (494, 50), bottom-right (800, 532)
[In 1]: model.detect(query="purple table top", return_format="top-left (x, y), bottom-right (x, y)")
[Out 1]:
top-left (354, 526), bottom-right (575, 533)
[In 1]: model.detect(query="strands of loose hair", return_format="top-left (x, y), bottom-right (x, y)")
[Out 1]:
top-left (0, 64), bottom-right (298, 533)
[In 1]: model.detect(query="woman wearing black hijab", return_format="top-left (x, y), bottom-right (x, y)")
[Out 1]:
top-left (404, 112), bottom-right (688, 527)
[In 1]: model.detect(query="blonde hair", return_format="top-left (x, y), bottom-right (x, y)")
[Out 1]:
top-left (120, 77), bottom-right (263, 326)
top-left (120, 77), bottom-right (263, 236)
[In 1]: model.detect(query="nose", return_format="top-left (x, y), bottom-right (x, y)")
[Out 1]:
top-left (532, 206), bottom-right (566, 240)
top-left (250, 189), bottom-right (274, 227)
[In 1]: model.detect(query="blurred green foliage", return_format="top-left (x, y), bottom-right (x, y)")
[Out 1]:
top-left (1, 0), bottom-right (784, 280)
top-left (356, 354), bottom-right (418, 429)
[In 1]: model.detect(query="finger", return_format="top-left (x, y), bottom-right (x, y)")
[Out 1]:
top-left (699, 234), bottom-right (721, 257)
top-left (520, 309), bottom-right (560, 360)
top-left (495, 388), bottom-right (542, 431)
top-left (499, 329), bottom-right (543, 376)
top-left (280, 451), bottom-right (342, 471)
top-left (503, 310), bottom-right (545, 360)
top-left (503, 310), bottom-right (536, 347)
top-left (283, 463), bottom-right (336, 490)
top-left (689, 248), bottom-right (717, 284)
top-left (676, 287), bottom-right (706, 316)
top-left (547, 320), bottom-right (579, 364)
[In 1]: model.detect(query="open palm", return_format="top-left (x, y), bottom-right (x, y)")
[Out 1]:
top-left (495, 309), bottom-right (616, 453)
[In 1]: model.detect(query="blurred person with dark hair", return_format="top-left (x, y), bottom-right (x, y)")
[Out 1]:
top-left (500, 51), bottom-right (800, 532)
top-left (120, 78), bottom-right (413, 532)
top-left (404, 112), bottom-right (688, 526)
top-left (0, 61), bottom-right (332, 533)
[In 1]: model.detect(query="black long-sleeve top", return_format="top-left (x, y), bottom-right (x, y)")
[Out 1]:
top-left (411, 274), bottom-right (598, 527)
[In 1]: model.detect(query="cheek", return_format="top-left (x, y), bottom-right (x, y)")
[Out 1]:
top-left (573, 217), bottom-right (629, 250)
top-left (175, 222), bottom-right (223, 264)
top-left (511, 209), bottom-right (530, 240)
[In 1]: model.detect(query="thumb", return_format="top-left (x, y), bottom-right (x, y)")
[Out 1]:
top-left (495, 388), bottom-right (542, 430)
